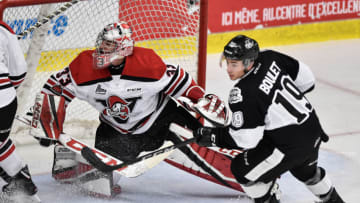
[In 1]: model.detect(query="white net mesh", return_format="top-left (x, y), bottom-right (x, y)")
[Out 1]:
top-left (2, 0), bottom-right (203, 144)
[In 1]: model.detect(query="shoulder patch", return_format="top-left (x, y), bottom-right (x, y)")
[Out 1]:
top-left (229, 87), bottom-right (243, 104)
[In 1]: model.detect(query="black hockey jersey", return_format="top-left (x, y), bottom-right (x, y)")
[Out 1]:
top-left (216, 50), bottom-right (324, 153)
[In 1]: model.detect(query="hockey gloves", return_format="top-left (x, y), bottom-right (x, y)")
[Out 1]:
top-left (177, 97), bottom-right (197, 112)
top-left (194, 127), bottom-right (218, 147)
top-left (193, 94), bottom-right (231, 127)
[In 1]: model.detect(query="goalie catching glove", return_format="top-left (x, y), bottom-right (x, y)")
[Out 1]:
top-left (193, 94), bottom-right (231, 127)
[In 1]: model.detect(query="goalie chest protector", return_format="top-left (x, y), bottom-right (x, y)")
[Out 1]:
top-left (69, 47), bottom-right (167, 86)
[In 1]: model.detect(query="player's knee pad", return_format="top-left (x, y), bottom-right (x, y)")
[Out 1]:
top-left (304, 167), bottom-right (332, 197)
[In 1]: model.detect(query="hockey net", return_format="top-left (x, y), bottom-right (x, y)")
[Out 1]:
top-left (0, 0), bottom-right (208, 145)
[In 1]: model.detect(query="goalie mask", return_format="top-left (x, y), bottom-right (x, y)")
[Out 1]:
top-left (93, 22), bottom-right (134, 69)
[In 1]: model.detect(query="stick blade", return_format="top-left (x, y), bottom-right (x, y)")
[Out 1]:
top-left (81, 147), bottom-right (117, 172)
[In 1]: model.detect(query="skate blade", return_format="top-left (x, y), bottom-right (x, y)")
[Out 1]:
top-left (30, 194), bottom-right (41, 202)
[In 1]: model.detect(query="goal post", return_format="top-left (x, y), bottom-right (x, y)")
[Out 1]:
top-left (1, 0), bottom-right (208, 144)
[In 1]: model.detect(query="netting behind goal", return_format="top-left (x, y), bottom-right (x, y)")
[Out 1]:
top-left (0, 0), bottom-right (208, 144)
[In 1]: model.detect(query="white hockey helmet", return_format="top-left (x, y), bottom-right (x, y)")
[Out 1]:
top-left (93, 21), bottom-right (134, 69)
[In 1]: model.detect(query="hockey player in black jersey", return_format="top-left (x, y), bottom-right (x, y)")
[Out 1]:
top-left (194, 35), bottom-right (345, 203)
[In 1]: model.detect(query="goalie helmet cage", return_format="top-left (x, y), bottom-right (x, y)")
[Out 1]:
top-left (0, 0), bottom-right (208, 145)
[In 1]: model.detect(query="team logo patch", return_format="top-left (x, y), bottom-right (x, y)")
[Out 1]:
top-left (232, 111), bottom-right (244, 128)
top-left (244, 39), bottom-right (254, 49)
top-left (229, 87), bottom-right (243, 104)
top-left (103, 96), bottom-right (130, 121)
top-left (95, 84), bottom-right (106, 94)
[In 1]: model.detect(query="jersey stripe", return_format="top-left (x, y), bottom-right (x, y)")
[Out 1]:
top-left (244, 148), bottom-right (284, 181)
top-left (9, 73), bottom-right (26, 88)
top-left (170, 72), bottom-right (190, 97)
top-left (165, 68), bottom-right (185, 96)
top-left (162, 66), bottom-right (180, 93)
top-left (0, 139), bottom-right (15, 161)
top-left (229, 126), bottom-right (265, 149)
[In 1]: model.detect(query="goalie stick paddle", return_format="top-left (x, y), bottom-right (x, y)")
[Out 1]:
top-left (81, 123), bottom-right (196, 172)
top-left (17, 0), bottom-right (80, 39)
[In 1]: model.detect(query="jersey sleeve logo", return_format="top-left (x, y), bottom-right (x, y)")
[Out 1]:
top-left (231, 111), bottom-right (244, 128)
top-left (229, 87), bottom-right (243, 104)
top-left (166, 64), bottom-right (177, 76)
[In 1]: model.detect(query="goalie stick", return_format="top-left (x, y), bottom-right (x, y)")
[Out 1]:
top-left (17, 0), bottom-right (80, 39)
top-left (81, 123), bottom-right (196, 172)
top-left (15, 113), bottom-right (173, 177)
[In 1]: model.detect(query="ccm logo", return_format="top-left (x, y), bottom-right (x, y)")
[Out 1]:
top-left (31, 102), bottom-right (42, 128)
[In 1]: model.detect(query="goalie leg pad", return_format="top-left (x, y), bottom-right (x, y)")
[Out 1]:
top-left (35, 93), bottom-right (66, 139)
top-left (52, 144), bottom-right (78, 183)
top-left (75, 163), bottom-right (121, 198)
top-left (52, 145), bottom-right (121, 198)
top-left (166, 132), bottom-right (244, 192)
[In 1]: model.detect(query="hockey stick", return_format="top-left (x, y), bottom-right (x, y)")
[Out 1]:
top-left (17, 0), bottom-right (80, 39)
top-left (81, 123), bottom-right (196, 172)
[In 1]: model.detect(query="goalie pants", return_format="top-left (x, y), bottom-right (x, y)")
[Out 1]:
top-left (95, 99), bottom-right (202, 162)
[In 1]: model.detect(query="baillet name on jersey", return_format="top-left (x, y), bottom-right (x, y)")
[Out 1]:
top-left (259, 61), bottom-right (281, 95)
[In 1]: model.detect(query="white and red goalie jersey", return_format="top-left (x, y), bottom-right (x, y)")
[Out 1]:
top-left (41, 46), bottom-right (204, 137)
top-left (41, 46), bottom-right (244, 193)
